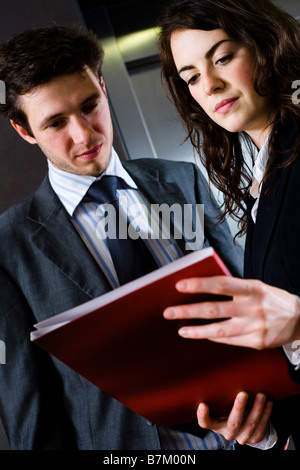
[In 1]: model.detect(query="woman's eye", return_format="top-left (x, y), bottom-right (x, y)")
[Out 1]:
top-left (216, 53), bottom-right (233, 65)
top-left (187, 74), bottom-right (200, 86)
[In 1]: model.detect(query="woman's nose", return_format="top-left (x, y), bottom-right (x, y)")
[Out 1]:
top-left (202, 71), bottom-right (224, 95)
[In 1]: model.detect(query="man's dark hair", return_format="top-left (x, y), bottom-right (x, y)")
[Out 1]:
top-left (0, 24), bottom-right (104, 135)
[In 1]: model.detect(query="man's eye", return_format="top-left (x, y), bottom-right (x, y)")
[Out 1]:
top-left (49, 120), bottom-right (64, 129)
top-left (83, 102), bottom-right (98, 114)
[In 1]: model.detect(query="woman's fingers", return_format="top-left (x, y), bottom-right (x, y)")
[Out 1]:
top-left (163, 275), bottom-right (300, 348)
top-left (175, 276), bottom-right (253, 297)
top-left (197, 392), bottom-right (248, 440)
top-left (234, 393), bottom-right (272, 445)
top-left (243, 398), bottom-right (273, 445)
top-left (197, 392), bottom-right (273, 446)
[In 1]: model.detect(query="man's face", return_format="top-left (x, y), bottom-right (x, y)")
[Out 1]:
top-left (14, 67), bottom-right (114, 177)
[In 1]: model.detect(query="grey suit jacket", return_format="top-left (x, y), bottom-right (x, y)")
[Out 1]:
top-left (0, 158), bottom-right (243, 449)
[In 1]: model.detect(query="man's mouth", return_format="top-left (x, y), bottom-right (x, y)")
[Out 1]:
top-left (77, 144), bottom-right (102, 160)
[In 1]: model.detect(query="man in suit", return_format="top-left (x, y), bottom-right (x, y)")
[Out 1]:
top-left (0, 25), bottom-right (244, 449)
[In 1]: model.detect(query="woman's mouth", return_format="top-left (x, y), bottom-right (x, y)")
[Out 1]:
top-left (215, 98), bottom-right (239, 114)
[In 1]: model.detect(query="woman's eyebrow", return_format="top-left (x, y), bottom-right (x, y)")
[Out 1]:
top-left (205, 39), bottom-right (230, 59)
top-left (178, 39), bottom-right (231, 75)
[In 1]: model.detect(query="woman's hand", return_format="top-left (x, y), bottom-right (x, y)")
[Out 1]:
top-left (197, 391), bottom-right (273, 446)
top-left (163, 276), bottom-right (300, 349)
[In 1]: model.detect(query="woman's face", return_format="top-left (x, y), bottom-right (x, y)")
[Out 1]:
top-left (170, 28), bottom-right (271, 147)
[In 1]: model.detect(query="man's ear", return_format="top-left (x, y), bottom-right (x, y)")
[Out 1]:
top-left (100, 76), bottom-right (107, 95)
top-left (10, 120), bottom-right (37, 145)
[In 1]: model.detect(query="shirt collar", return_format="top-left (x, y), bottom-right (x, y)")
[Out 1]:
top-left (249, 133), bottom-right (271, 222)
top-left (252, 133), bottom-right (271, 186)
top-left (48, 148), bottom-right (137, 217)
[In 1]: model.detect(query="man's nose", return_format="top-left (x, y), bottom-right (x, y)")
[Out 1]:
top-left (70, 116), bottom-right (93, 144)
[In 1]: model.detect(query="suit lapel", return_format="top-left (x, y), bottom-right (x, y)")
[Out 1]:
top-left (27, 163), bottom-right (198, 296)
top-left (27, 177), bottom-right (111, 299)
top-left (123, 163), bottom-right (199, 255)
top-left (252, 125), bottom-right (295, 279)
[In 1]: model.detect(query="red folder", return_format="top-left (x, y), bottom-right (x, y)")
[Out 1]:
top-left (30, 247), bottom-right (300, 426)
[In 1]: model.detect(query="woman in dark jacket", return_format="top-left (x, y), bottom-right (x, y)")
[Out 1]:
top-left (158, 0), bottom-right (300, 448)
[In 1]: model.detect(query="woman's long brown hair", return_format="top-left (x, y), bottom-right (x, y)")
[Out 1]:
top-left (158, 0), bottom-right (300, 237)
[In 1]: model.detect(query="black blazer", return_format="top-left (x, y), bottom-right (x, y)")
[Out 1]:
top-left (245, 125), bottom-right (300, 295)
top-left (244, 124), bottom-right (300, 447)
top-left (0, 158), bottom-right (243, 450)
